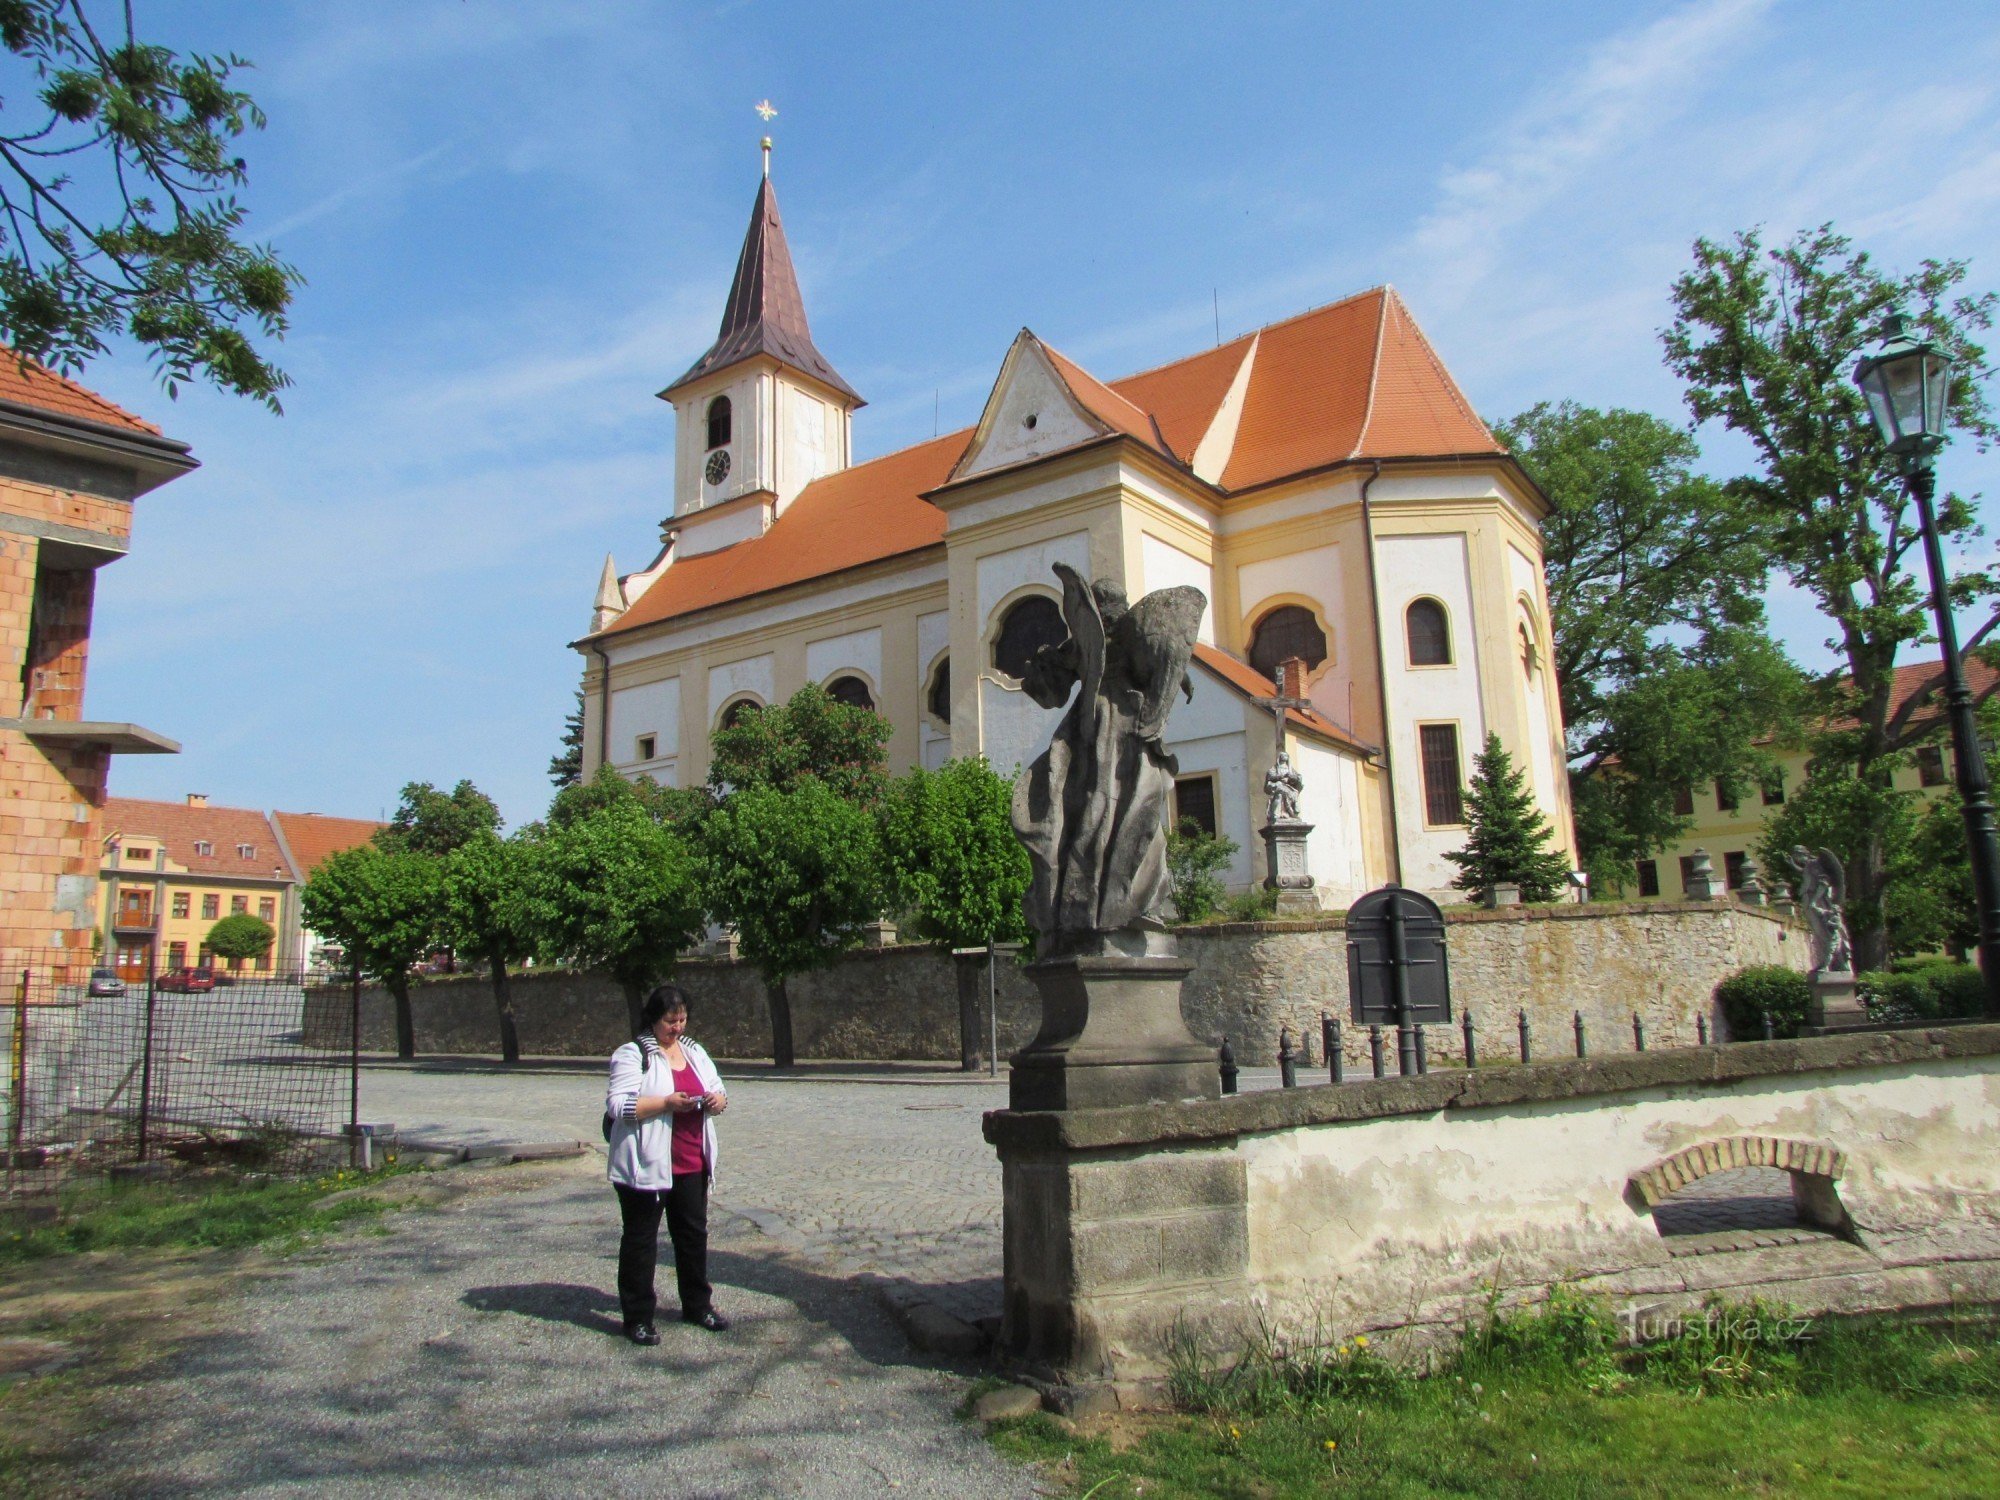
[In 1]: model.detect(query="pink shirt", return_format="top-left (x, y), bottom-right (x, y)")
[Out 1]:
top-left (670, 1061), bottom-right (707, 1177)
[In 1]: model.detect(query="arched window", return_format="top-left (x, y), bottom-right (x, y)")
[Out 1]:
top-left (718, 696), bottom-right (761, 730)
top-left (992, 595), bottom-right (1066, 681)
top-left (706, 395), bottom-right (732, 452)
top-left (927, 659), bottom-right (951, 726)
top-left (1406, 599), bottom-right (1452, 666)
top-left (1248, 605), bottom-right (1328, 681)
top-left (825, 675), bottom-right (875, 712)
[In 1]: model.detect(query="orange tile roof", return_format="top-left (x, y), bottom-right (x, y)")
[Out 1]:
top-left (0, 351), bottom-right (162, 435)
top-left (602, 285), bottom-right (1500, 637)
top-left (103, 798), bottom-right (293, 881)
top-left (1192, 643), bottom-right (1376, 757)
top-left (272, 811), bottom-right (385, 877)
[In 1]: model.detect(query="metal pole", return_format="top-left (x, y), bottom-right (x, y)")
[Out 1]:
top-left (1462, 1010), bottom-right (1477, 1068)
top-left (1388, 897), bottom-right (1418, 1077)
top-left (1573, 1010), bottom-right (1587, 1059)
top-left (1633, 1013), bottom-right (1646, 1052)
top-left (1219, 1037), bottom-right (1238, 1095)
top-left (986, 938), bottom-right (999, 1079)
top-left (1324, 1013), bottom-right (1342, 1084)
top-left (1369, 1024), bottom-right (1385, 1078)
top-left (1697, 1012), bottom-right (1710, 1046)
top-left (349, 964), bottom-right (362, 1168)
top-left (1908, 460), bottom-right (2000, 1018)
top-left (137, 943), bottom-right (159, 1163)
top-left (1517, 1007), bottom-right (1531, 1063)
top-left (1414, 1022), bottom-right (1428, 1075)
top-left (7, 969), bottom-right (26, 1196)
top-left (1278, 1027), bottom-right (1297, 1088)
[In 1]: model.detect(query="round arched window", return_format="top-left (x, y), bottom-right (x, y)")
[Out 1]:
top-left (825, 675), bottom-right (875, 712)
top-left (706, 395), bottom-right (732, 452)
top-left (1248, 605), bottom-right (1328, 681)
top-left (992, 595), bottom-right (1066, 681)
top-left (927, 659), bottom-right (951, 725)
top-left (718, 696), bottom-right (761, 730)
top-left (1407, 599), bottom-right (1452, 666)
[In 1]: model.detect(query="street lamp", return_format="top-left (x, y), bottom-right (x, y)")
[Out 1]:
top-left (1854, 312), bottom-right (2000, 1018)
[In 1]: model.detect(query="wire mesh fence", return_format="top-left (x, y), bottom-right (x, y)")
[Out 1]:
top-left (3, 948), bottom-right (358, 1203)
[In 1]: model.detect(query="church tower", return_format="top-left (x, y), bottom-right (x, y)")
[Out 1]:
top-left (657, 150), bottom-right (862, 547)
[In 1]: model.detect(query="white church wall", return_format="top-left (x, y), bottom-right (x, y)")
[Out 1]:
top-left (1168, 668), bottom-right (1256, 889)
top-left (673, 497), bottom-right (769, 559)
top-left (974, 528), bottom-right (1091, 624)
top-left (806, 626), bottom-right (883, 694)
top-left (1508, 542), bottom-right (1564, 828)
top-left (979, 678), bottom-right (1064, 781)
top-left (1294, 738), bottom-right (1369, 905)
top-left (958, 343), bottom-right (1103, 478)
top-left (708, 653), bottom-right (776, 726)
top-left (607, 674), bottom-right (680, 768)
top-left (1139, 532), bottom-right (1216, 644)
top-left (1375, 532), bottom-right (1487, 894)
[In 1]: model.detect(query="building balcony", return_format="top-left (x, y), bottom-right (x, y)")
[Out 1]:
top-left (112, 911), bottom-right (158, 933)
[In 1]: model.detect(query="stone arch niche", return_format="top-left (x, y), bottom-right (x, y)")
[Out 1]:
top-left (1626, 1136), bottom-right (1849, 1239)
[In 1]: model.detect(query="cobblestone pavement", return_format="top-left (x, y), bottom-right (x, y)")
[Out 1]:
top-left (85, 1157), bottom-right (1044, 1498)
top-left (1651, 1165), bottom-right (1801, 1235)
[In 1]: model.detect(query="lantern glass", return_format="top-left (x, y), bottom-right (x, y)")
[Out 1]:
top-left (1855, 315), bottom-right (1955, 455)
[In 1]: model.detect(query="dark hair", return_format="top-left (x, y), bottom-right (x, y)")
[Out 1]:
top-left (639, 984), bottom-right (690, 1030)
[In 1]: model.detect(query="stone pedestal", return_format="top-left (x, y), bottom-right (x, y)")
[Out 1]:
top-left (1261, 819), bottom-right (1318, 916)
top-left (1808, 969), bottom-right (1867, 1030)
top-left (1009, 953), bottom-right (1220, 1112)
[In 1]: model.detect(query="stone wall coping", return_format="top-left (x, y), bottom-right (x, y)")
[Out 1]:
top-left (1164, 898), bottom-right (1800, 938)
top-left (982, 1023), bottom-right (2000, 1154)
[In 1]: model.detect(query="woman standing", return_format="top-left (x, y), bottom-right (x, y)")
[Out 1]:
top-left (605, 984), bottom-right (730, 1342)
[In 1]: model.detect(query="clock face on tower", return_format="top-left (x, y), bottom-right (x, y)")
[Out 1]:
top-left (705, 449), bottom-right (731, 486)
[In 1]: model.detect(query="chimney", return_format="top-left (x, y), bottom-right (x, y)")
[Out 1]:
top-left (186, 793), bottom-right (208, 808)
top-left (1279, 657), bottom-right (1308, 700)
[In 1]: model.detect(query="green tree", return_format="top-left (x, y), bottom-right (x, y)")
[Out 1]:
top-left (547, 762), bottom-right (706, 832)
top-left (0, 2), bottom-right (299, 406)
top-left (879, 757), bottom-right (1030, 949)
top-left (702, 779), bottom-right (884, 1067)
top-left (298, 845), bottom-right (442, 1060)
top-left (521, 794), bottom-right (704, 1035)
top-left (709, 683), bottom-right (891, 803)
top-left (1446, 733), bottom-right (1572, 904)
top-left (378, 779), bottom-right (502, 859)
top-left (1664, 223), bottom-right (1997, 967)
top-left (203, 910), bottom-right (272, 967)
top-left (1497, 401), bottom-right (1803, 889)
top-left (1166, 819), bottom-right (1236, 923)
top-left (439, 831), bottom-right (537, 1063)
top-left (549, 689), bottom-right (584, 789)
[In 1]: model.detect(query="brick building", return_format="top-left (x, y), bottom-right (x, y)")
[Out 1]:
top-left (0, 356), bottom-right (194, 972)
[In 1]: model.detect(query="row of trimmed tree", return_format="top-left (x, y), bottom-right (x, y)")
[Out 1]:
top-left (301, 686), bottom-right (1030, 1063)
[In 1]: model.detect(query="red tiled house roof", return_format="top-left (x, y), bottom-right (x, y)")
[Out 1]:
top-left (271, 812), bottom-right (385, 877)
top-left (103, 798), bottom-right (294, 881)
top-left (597, 286), bottom-right (1504, 641)
top-left (0, 352), bottom-right (163, 435)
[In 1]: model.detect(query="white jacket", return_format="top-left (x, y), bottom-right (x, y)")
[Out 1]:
top-left (605, 1035), bottom-right (724, 1190)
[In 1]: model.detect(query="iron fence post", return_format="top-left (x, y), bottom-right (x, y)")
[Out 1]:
top-left (1219, 1037), bottom-right (1239, 1095)
top-left (1369, 1024), bottom-right (1385, 1078)
top-left (1697, 1012), bottom-right (1710, 1046)
top-left (1762, 1011), bottom-right (1775, 1041)
top-left (7, 969), bottom-right (26, 1196)
top-left (1517, 1007), bottom-right (1531, 1063)
top-left (1632, 1013), bottom-right (1646, 1052)
top-left (1462, 1009), bottom-right (1477, 1068)
top-left (987, 938), bottom-right (999, 1080)
top-left (1414, 1022), bottom-right (1428, 1075)
top-left (350, 965), bottom-right (362, 1168)
top-left (1278, 1026), bottom-right (1297, 1088)
top-left (1573, 1010), bottom-right (1587, 1059)
top-left (1325, 1014), bottom-right (1343, 1084)
top-left (137, 945), bottom-right (159, 1164)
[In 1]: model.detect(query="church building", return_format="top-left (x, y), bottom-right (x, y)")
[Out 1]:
top-left (573, 164), bottom-right (1574, 906)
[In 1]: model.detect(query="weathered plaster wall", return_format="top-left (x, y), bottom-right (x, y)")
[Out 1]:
top-left (302, 902), bottom-right (1801, 1061)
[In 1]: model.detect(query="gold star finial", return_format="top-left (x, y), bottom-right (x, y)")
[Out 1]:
top-left (755, 99), bottom-right (778, 122)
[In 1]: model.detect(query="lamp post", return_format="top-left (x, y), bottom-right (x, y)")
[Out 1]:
top-left (1854, 313), bottom-right (2000, 1018)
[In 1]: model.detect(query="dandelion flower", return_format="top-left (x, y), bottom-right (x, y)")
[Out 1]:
top-left (1324, 1440), bottom-right (1338, 1451)
top-left (1229, 1426), bottom-right (1241, 1438)
top-left (1355, 1335), bottom-right (1370, 1347)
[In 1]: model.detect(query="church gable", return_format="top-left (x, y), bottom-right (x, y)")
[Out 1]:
top-left (950, 332), bottom-right (1126, 483)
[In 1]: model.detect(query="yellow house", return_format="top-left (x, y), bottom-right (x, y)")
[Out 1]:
top-left (98, 795), bottom-right (296, 978)
top-left (1632, 656), bottom-right (1993, 900)
top-left (573, 165), bottom-right (1574, 906)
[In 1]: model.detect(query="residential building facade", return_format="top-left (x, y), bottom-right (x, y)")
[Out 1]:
top-left (574, 168), bottom-right (1574, 905)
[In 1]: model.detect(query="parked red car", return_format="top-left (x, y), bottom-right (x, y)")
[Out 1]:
top-left (157, 967), bottom-right (217, 993)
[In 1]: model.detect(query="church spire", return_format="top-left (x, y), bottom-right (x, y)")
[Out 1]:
top-left (660, 169), bottom-right (862, 406)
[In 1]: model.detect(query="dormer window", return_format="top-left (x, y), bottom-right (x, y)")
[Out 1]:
top-left (706, 395), bottom-right (732, 452)
top-left (237, 843), bottom-right (256, 860)
top-left (193, 840), bottom-right (212, 857)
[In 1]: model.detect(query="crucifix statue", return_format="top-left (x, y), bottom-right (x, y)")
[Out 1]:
top-left (1254, 657), bottom-right (1319, 910)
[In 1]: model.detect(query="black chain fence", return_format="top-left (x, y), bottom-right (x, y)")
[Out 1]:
top-left (3, 949), bottom-right (358, 1203)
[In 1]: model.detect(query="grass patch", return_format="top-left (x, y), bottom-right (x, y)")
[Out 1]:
top-left (989, 1291), bottom-right (2000, 1497)
top-left (0, 1163), bottom-right (418, 1265)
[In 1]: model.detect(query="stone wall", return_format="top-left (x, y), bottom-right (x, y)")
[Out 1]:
top-left (302, 901), bottom-right (1802, 1061)
top-left (983, 1024), bottom-right (2000, 1388)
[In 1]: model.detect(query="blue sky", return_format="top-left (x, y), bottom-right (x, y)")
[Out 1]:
top-left (51, 0), bottom-right (2000, 828)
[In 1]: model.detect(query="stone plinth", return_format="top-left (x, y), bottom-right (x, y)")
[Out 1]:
top-left (1808, 970), bottom-right (1867, 1029)
top-left (1009, 954), bottom-right (1219, 1112)
top-left (1260, 820), bottom-right (1318, 916)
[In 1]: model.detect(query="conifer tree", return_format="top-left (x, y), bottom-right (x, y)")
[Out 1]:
top-left (1444, 734), bottom-right (1571, 903)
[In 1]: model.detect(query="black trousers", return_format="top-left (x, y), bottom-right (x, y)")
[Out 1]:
top-left (614, 1175), bottom-right (711, 1327)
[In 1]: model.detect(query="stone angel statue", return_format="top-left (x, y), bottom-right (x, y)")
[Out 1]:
top-left (1786, 845), bottom-right (1853, 974)
top-left (1010, 563), bottom-right (1206, 957)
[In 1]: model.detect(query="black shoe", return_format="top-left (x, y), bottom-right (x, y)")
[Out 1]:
top-left (684, 1310), bottom-right (730, 1332)
top-left (624, 1322), bottom-right (661, 1346)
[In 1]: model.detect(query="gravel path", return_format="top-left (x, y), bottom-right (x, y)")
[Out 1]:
top-left (86, 1155), bottom-right (1044, 1499)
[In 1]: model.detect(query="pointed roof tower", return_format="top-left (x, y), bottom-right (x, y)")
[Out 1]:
top-left (660, 173), bottom-right (862, 406)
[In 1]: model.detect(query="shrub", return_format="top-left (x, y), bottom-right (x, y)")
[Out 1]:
top-left (1714, 964), bottom-right (1811, 1040)
top-left (1220, 888), bottom-right (1279, 923)
top-left (1858, 959), bottom-right (1986, 1023)
top-left (1167, 820), bottom-right (1237, 924)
